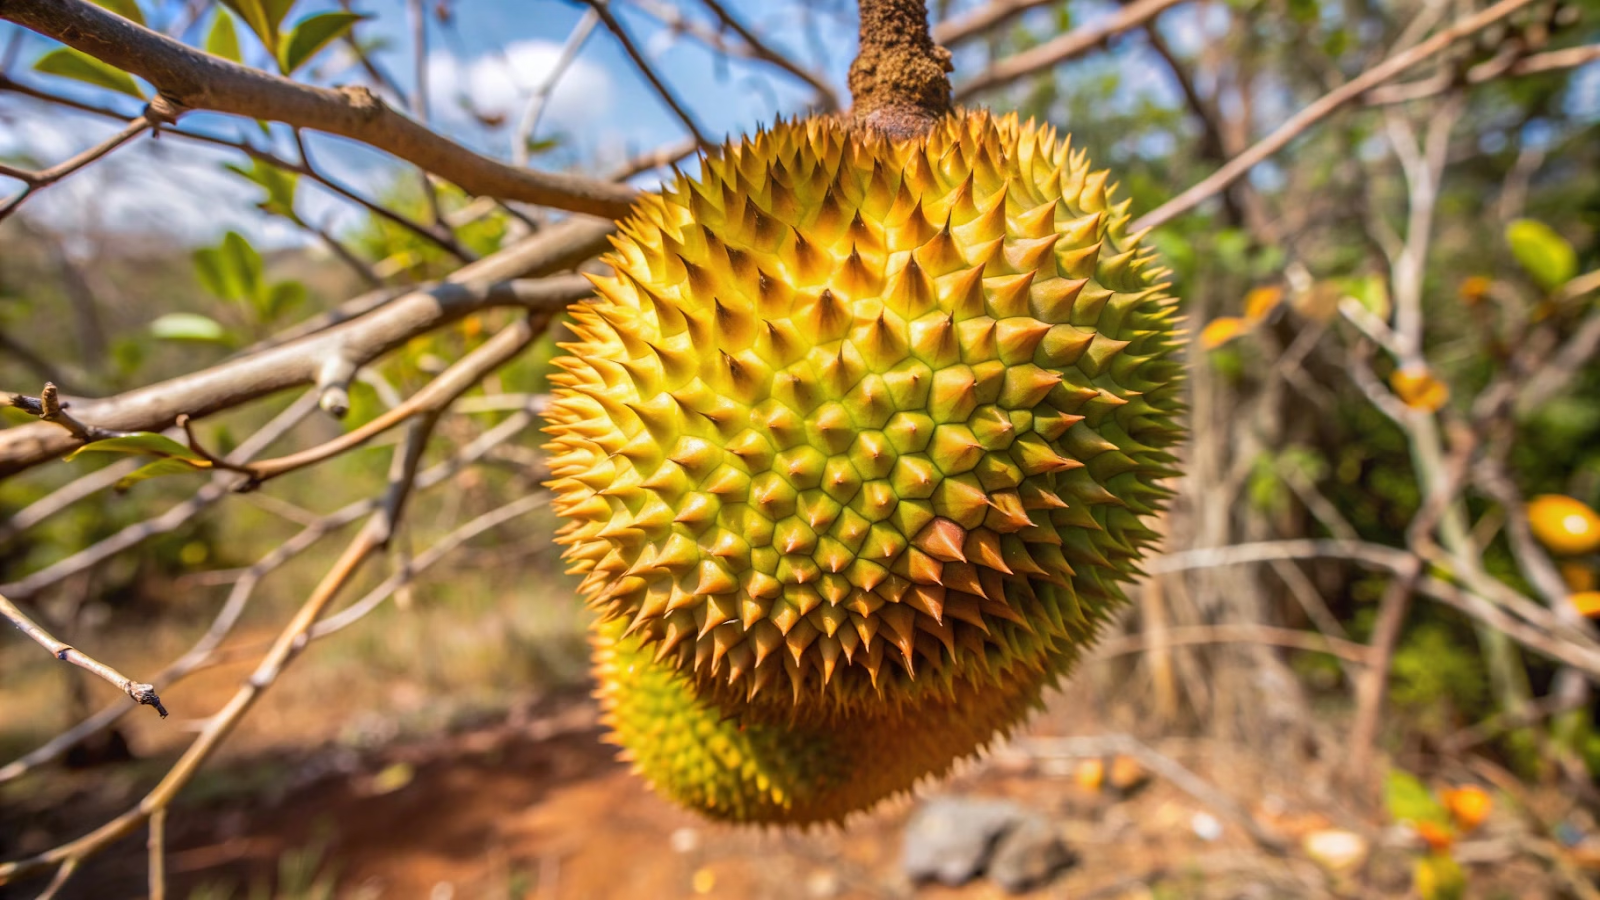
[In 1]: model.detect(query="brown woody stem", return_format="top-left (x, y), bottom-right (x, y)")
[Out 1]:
top-left (848, 0), bottom-right (953, 139)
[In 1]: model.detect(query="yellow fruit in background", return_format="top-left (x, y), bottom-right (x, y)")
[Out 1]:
top-left (1569, 591), bottom-right (1600, 618)
top-left (1527, 495), bottom-right (1600, 556)
top-left (1442, 785), bottom-right (1492, 832)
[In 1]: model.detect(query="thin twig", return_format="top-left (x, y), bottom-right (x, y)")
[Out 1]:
top-left (513, 8), bottom-right (600, 167)
top-left (1133, 0), bottom-right (1541, 231)
top-left (0, 116), bottom-right (150, 220)
top-left (953, 0), bottom-right (1182, 100)
top-left (697, 0), bottom-right (840, 111)
top-left (6, 382), bottom-right (133, 443)
top-left (932, 0), bottom-right (1059, 45)
top-left (0, 396), bottom-right (548, 784)
top-left (582, 0), bottom-right (710, 146)
top-left (1020, 734), bottom-right (1290, 854)
top-left (0, 590), bottom-right (167, 717)
top-left (1366, 43), bottom-right (1600, 105)
top-left (0, 219), bottom-right (611, 477)
top-left (0, 0), bottom-right (639, 218)
top-left (1091, 623), bottom-right (1373, 666)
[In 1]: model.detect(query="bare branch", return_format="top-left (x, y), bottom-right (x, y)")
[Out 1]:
top-left (952, 0), bottom-right (1182, 100)
top-left (932, 0), bottom-right (1059, 46)
top-left (1020, 734), bottom-right (1289, 854)
top-left (1133, 0), bottom-right (1542, 232)
top-left (224, 308), bottom-right (551, 487)
top-left (0, 0), bottom-right (639, 218)
top-left (6, 382), bottom-right (133, 442)
top-left (0, 218), bottom-right (611, 477)
top-left (1366, 43), bottom-right (1600, 105)
top-left (697, 0), bottom-right (841, 112)
top-left (0, 391), bottom-right (320, 601)
top-left (0, 115), bottom-right (149, 220)
top-left (583, 0), bottom-right (711, 146)
top-left (0, 589), bottom-right (167, 716)
top-left (514, 8), bottom-right (600, 167)
top-left (1091, 623), bottom-right (1372, 666)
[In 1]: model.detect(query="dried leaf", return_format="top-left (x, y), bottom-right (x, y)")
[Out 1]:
top-left (1199, 316), bottom-right (1249, 350)
top-left (1390, 367), bottom-right (1449, 412)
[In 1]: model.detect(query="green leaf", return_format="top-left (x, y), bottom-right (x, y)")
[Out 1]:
top-left (192, 246), bottom-right (235, 301)
top-left (1384, 769), bottom-right (1448, 826)
top-left (206, 9), bottom-right (243, 63)
top-left (262, 0), bottom-right (298, 31)
top-left (219, 0), bottom-right (277, 54)
top-left (222, 231), bottom-right (264, 305)
top-left (264, 280), bottom-right (307, 320)
top-left (115, 457), bottom-right (209, 490)
top-left (1342, 274), bottom-right (1391, 320)
top-left (66, 432), bottom-right (211, 465)
top-left (150, 312), bottom-right (231, 343)
top-left (33, 48), bottom-right (144, 99)
top-left (90, 0), bottom-right (145, 26)
top-left (224, 158), bottom-right (298, 218)
top-left (1506, 219), bottom-right (1577, 291)
top-left (278, 11), bottom-right (364, 75)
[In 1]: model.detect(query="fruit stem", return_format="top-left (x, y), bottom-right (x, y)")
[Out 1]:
top-left (848, 0), bottom-right (953, 139)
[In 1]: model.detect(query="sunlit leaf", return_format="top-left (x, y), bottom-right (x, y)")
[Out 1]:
top-left (66, 432), bottom-right (210, 465)
top-left (150, 312), bottom-right (232, 343)
top-left (1441, 786), bottom-right (1492, 832)
top-left (1413, 852), bottom-right (1465, 900)
top-left (1457, 275), bottom-right (1491, 306)
top-left (1506, 219), bottom-right (1577, 291)
top-left (192, 246), bottom-right (233, 301)
top-left (220, 0), bottom-right (276, 54)
top-left (1384, 768), bottom-right (1448, 828)
top-left (278, 11), bottom-right (364, 75)
top-left (206, 8), bottom-right (243, 63)
top-left (90, 0), bottom-right (145, 26)
top-left (1199, 316), bottom-right (1249, 350)
top-left (33, 48), bottom-right (144, 99)
top-left (1242, 285), bottom-right (1283, 323)
top-left (221, 231), bottom-right (264, 304)
top-left (115, 457), bottom-right (209, 490)
top-left (1390, 366), bottom-right (1450, 412)
top-left (264, 280), bottom-right (307, 320)
top-left (1342, 274), bottom-right (1390, 320)
top-left (224, 158), bottom-right (298, 218)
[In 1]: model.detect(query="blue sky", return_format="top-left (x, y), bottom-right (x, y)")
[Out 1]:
top-left (2, 0), bottom-right (1597, 248)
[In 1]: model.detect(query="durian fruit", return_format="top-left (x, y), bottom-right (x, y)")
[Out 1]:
top-left (544, 110), bottom-right (1184, 823)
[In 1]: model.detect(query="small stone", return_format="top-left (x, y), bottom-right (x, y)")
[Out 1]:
top-left (901, 796), bottom-right (1026, 886)
top-left (987, 813), bottom-right (1075, 894)
top-left (1302, 829), bottom-right (1369, 873)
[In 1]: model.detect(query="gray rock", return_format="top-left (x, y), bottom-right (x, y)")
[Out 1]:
top-left (987, 813), bottom-right (1076, 894)
top-left (900, 796), bottom-right (1026, 886)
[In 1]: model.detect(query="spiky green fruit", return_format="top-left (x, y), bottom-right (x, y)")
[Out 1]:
top-left (545, 110), bottom-right (1184, 823)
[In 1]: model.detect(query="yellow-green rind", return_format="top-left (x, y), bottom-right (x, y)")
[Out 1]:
top-left (591, 616), bottom-right (1056, 824)
top-left (546, 108), bottom-right (1185, 821)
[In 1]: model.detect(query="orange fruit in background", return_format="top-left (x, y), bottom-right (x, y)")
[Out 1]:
top-left (1074, 758), bottom-right (1106, 792)
top-left (1414, 820), bottom-right (1455, 852)
top-left (1570, 592), bottom-right (1600, 618)
top-left (1561, 562), bottom-right (1596, 593)
top-left (1443, 785), bottom-right (1492, 832)
top-left (1527, 495), bottom-right (1600, 556)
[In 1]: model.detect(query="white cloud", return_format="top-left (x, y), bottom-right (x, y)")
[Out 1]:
top-left (427, 39), bottom-right (614, 139)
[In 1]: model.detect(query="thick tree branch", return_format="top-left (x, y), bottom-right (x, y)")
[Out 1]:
top-left (0, 218), bottom-right (611, 477)
top-left (0, 0), bottom-right (639, 219)
top-left (849, 0), bottom-right (953, 138)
